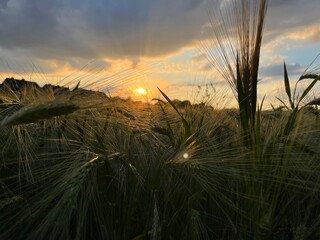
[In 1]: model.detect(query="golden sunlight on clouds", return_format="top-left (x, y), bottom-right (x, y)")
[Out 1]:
top-left (263, 23), bottom-right (320, 53)
top-left (287, 24), bottom-right (320, 41)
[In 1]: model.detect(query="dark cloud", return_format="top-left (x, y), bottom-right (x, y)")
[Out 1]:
top-left (0, 0), bottom-right (61, 49)
top-left (259, 63), bottom-right (305, 78)
top-left (0, 0), bottom-right (208, 60)
top-left (0, 47), bottom-right (111, 74)
top-left (0, 0), bottom-right (318, 66)
top-left (67, 58), bottom-right (111, 71)
top-left (264, 0), bottom-right (320, 43)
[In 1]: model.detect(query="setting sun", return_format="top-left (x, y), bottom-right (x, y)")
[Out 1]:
top-left (135, 87), bottom-right (147, 96)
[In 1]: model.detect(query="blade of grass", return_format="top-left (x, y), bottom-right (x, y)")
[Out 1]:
top-left (306, 98), bottom-right (320, 106)
top-left (72, 81), bottom-right (81, 92)
top-left (284, 62), bottom-right (294, 109)
top-left (297, 78), bottom-right (319, 106)
top-left (158, 88), bottom-right (191, 145)
top-left (275, 97), bottom-right (290, 110)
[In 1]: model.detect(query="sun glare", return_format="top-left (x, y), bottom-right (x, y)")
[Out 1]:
top-left (135, 88), bottom-right (147, 96)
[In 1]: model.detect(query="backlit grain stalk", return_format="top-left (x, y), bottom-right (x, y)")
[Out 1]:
top-left (204, 0), bottom-right (268, 145)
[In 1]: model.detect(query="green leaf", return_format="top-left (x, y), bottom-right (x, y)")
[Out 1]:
top-left (254, 96), bottom-right (265, 161)
top-left (158, 101), bottom-right (176, 148)
top-left (284, 62), bottom-right (294, 109)
top-left (158, 88), bottom-right (191, 145)
top-left (275, 97), bottom-right (290, 110)
top-left (297, 78), bottom-right (319, 106)
top-left (283, 108), bottom-right (298, 137)
top-left (158, 88), bottom-right (183, 119)
top-left (306, 97), bottom-right (320, 106)
top-left (72, 81), bottom-right (81, 92)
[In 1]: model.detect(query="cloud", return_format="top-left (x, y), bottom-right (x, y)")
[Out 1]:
top-left (0, 0), bottom-right (209, 61)
top-left (264, 0), bottom-right (320, 44)
top-left (0, 0), bottom-right (319, 62)
top-left (0, 1), bottom-right (62, 51)
top-left (0, 0), bottom-right (319, 106)
top-left (192, 52), bottom-right (207, 63)
top-left (0, 47), bottom-right (111, 74)
top-left (259, 63), bottom-right (305, 78)
top-left (286, 24), bottom-right (320, 42)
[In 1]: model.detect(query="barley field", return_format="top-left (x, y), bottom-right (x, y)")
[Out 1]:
top-left (1, 0), bottom-right (320, 239)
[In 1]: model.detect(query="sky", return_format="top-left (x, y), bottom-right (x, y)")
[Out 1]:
top-left (0, 0), bottom-right (319, 108)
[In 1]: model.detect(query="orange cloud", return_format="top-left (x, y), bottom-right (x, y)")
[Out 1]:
top-left (287, 24), bottom-right (320, 41)
top-left (263, 23), bottom-right (320, 53)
